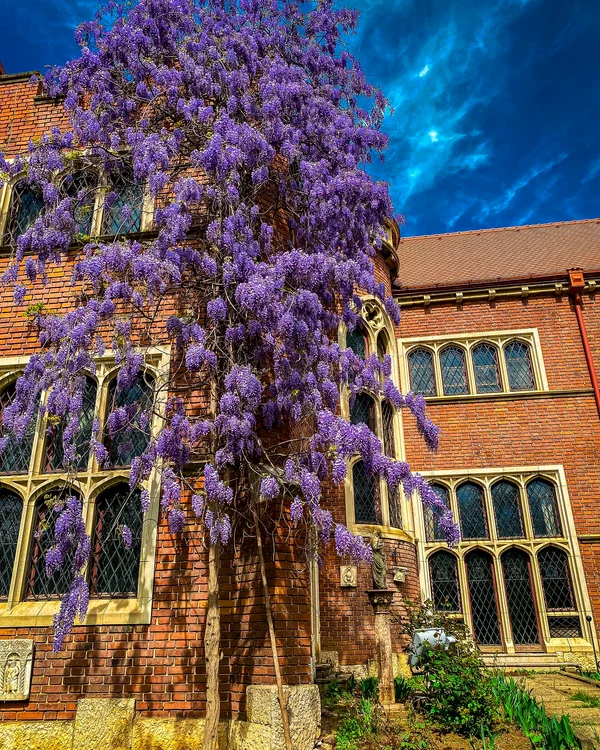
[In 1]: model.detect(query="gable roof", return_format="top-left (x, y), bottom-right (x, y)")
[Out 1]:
top-left (396, 219), bottom-right (600, 292)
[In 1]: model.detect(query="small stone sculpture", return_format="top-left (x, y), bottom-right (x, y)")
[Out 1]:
top-left (371, 531), bottom-right (387, 589)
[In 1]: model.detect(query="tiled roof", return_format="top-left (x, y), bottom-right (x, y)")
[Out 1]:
top-left (396, 219), bottom-right (600, 291)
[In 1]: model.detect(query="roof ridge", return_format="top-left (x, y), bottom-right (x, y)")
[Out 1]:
top-left (400, 217), bottom-right (600, 242)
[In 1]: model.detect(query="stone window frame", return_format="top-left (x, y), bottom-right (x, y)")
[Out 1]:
top-left (414, 465), bottom-right (595, 656)
top-left (399, 329), bottom-right (549, 400)
top-left (0, 347), bottom-right (169, 627)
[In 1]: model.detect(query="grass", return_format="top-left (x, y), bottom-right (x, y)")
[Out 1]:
top-left (570, 690), bottom-right (600, 708)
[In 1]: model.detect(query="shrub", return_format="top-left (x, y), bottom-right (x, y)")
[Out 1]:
top-left (394, 675), bottom-right (412, 702)
top-left (360, 676), bottom-right (378, 700)
top-left (324, 678), bottom-right (341, 705)
top-left (335, 717), bottom-right (363, 750)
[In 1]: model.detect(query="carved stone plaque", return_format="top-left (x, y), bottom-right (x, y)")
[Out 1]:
top-left (392, 566), bottom-right (408, 584)
top-left (0, 639), bottom-right (34, 701)
top-left (340, 565), bottom-right (357, 588)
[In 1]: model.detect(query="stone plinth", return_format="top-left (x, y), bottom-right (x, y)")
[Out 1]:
top-left (367, 590), bottom-right (396, 705)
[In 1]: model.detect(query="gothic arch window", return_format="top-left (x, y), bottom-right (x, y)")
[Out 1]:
top-left (440, 345), bottom-right (469, 395)
top-left (472, 343), bottom-right (502, 394)
top-left (0, 381), bottom-right (37, 474)
top-left (465, 549), bottom-right (502, 646)
top-left (90, 484), bottom-right (143, 597)
top-left (429, 551), bottom-right (461, 612)
top-left (45, 376), bottom-right (98, 471)
top-left (3, 179), bottom-right (44, 243)
top-left (61, 169), bottom-right (98, 236)
top-left (352, 460), bottom-right (380, 524)
top-left (346, 327), bottom-right (367, 358)
top-left (491, 480), bottom-right (524, 539)
top-left (425, 483), bottom-right (450, 542)
top-left (350, 392), bottom-right (375, 430)
top-left (377, 330), bottom-right (389, 360)
top-left (504, 340), bottom-right (535, 391)
top-left (101, 167), bottom-right (143, 235)
top-left (457, 481), bottom-right (488, 540)
top-left (501, 548), bottom-right (541, 646)
top-left (0, 489), bottom-right (23, 599)
top-left (527, 478), bottom-right (562, 537)
top-left (105, 372), bottom-right (154, 466)
top-left (381, 400), bottom-right (395, 457)
top-left (407, 347), bottom-right (436, 397)
top-left (538, 546), bottom-right (576, 611)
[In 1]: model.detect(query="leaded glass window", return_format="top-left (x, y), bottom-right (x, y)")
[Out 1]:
top-left (346, 328), bottom-right (366, 358)
top-left (381, 400), bottom-right (395, 457)
top-left (547, 616), bottom-right (582, 638)
top-left (377, 331), bottom-right (388, 361)
top-left (106, 373), bottom-right (154, 466)
top-left (90, 484), bottom-right (143, 597)
top-left (527, 479), bottom-right (562, 537)
top-left (429, 551), bottom-right (461, 612)
top-left (0, 382), bottom-right (37, 474)
top-left (440, 346), bottom-right (469, 395)
top-left (457, 481), bottom-right (488, 540)
top-left (46, 377), bottom-right (98, 471)
top-left (350, 392), bottom-right (375, 430)
top-left (353, 460), bottom-right (380, 524)
top-left (425, 483), bottom-right (449, 542)
top-left (101, 168), bottom-right (143, 235)
top-left (62, 170), bottom-right (97, 236)
top-left (466, 550), bottom-right (502, 645)
top-left (504, 341), bottom-right (535, 391)
top-left (501, 548), bottom-right (540, 646)
top-left (408, 348), bottom-right (436, 397)
top-left (3, 180), bottom-right (44, 243)
top-left (387, 483), bottom-right (403, 529)
top-left (472, 343), bottom-right (502, 394)
top-left (538, 547), bottom-right (576, 611)
top-left (0, 490), bottom-right (23, 599)
top-left (491, 480), bottom-right (524, 538)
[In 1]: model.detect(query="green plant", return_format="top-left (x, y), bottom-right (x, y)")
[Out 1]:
top-left (394, 675), bottom-right (412, 702)
top-left (345, 674), bottom-right (357, 695)
top-left (360, 676), bottom-right (379, 700)
top-left (570, 690), bottom-right (600, 708)
top-left (581, 671), bottom-right (600, 683)
top-left (324, 678), bottom-right (341, 705)
top-left (335, 717), bottom-right (363, 750)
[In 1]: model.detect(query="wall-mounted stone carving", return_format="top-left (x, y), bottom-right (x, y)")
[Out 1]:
top-left (0, 639), bottom-right (34, 701)
top-left (340, 565), bottom-right (357, 588)
top-left (361, 301), bottom-right (384, 332)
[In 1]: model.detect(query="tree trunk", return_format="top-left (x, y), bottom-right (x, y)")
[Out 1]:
top-left (203, 540), bottom-right (221, 750)
top-left (253, 508), bottom-right (294, 750)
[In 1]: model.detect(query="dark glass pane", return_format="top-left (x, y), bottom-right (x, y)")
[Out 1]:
top-left (377, 332), bottom-right (388, 360)
top-left (440, 346), bottom-right (469, 395)
top-left (504, 341), bottom-right (535, 391)
top-left (62, 170), bottom-right (97, 236)
top-left (425, 483), bottom-right (449, 542)
top-left (408, 348), bottom-right (436, 397)
top-left (353, 461), bottom-right (380, 524)
top-left (0, 490), bottom-right (23, 599)
top-left (27, 492), bottom-right (78, 599)
top-left (527, 479), bottom-right (562, 537)
top-left (457, 482), bottom-right (488, 540)
top-left (346, 328), bottom-right (366, 358)
top-left (101, 169), bottom-right (143, 235)
top-left (429, 552), bottom-right (461, 612)
top-left (466, 550), bottom-right (502, 645)
top-left (106, 373), bottom-right (153, 466)
top-left (492, 481), bottom-right (524, 539)
top-left (350, 392), bottom-right (375, 430)
top-left (91, 485), bottom-right (143, 597)
top-left (381, 400), bottom-right (395, 457)
top-left (3, 180), bottom-right (44, 243)
top-left (387, 482), bottom-right (403, 529)
top-left (46, 377), bottom-right (97, 471)
top-left (501, 548), bottom-right (540, 646)
top-left (548, 616), bottom-right (582, 638)
top-left (0, 382), bottom-right (37, 474)
top-left (472, 343), bottom-right (502, 394)
top-left (538, 547), bottom-right (576, 611)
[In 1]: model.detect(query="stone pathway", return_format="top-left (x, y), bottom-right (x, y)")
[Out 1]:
top-left (525, 672), bottom-right (600, 747)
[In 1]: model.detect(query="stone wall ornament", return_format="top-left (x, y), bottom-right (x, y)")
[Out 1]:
top-left (362, 300), bottom-right (384, 332)
top-left (340, 565), bottom-right (358, 588)
top-left (0, 639), bottom-right (34, 701)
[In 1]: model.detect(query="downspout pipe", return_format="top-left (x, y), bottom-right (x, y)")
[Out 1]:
top-left (569, 269), bottom-right (600, 418)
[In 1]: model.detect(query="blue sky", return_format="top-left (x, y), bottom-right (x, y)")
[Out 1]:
top-left (1, 0), bottom-right (599, 236)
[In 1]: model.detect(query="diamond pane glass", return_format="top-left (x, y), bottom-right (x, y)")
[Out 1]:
top-left (429, 551), bottom-right (461, 612)
top-left (548, 616), bottom-right (582, 638)
top-left (353, 461), bottom-right (381, 524)
top-left (501, 548), bottom-right (540, 646)
top-left (91, 484), bottom-right (143, 597)
top-left (472, 343), bottom-right (502, 394)
top-left (46, 377), bottom-right (97, 471)
top-left (440, 346), bottom-right (469, 395)
top-left (0, 382), bottom-right (37, 474)
top-left (527, 479), bottom-right (562, 537)
top-left (457, 482), bottom-right (488, 540)
top-left (106, 373), bottom-right (154, 466)
top-left (408, 348), bottom-right (436, 397)
top-left (101, 169), bottom-right (143, 235)
top-left (346, 328), bottom-right (366, 358)
top-left (538, 547), bottom-right (576, 611)
top-left (492, 481), bottom-right (524, 539)
top-left (377, 332), bottom-right (388, 360)
top-left (62, 170), bottom-right (97, 236)
top-left (27, 492), bottom-right (78, 599)
top-left (3, 180), bottom-right (44, 243)
top-left (425, 483), bottom-right (449, 542)
top-left (350, 392), bottom-right (375, 430)
top-left (0, 490), bottom-right (23, 599)
top-left (387, 483), bottom-right (403, 529)
top-left (466, 550), bottom-right (502, 645)
top-left (382, 400), bottom-right (395, 457)
top-left (504, 341), bottom-right (535, 391)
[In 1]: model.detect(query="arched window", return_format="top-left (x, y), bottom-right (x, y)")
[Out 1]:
top-left (0, 381), bottom-right (37, 474)
top-left (472, 343), bottom-right (502, 393)
top-left (105, 372), bottom-right (154, 466)
top-left (3, 179), bottom-right (44, 243)
top-left (429, 551), bottom-right (461, 612)
top-left (376, 331), bottom-right (389, 361)
top-left (352, 460), bottom-right (380, 524)
top-left (62, 169), bottom-right (97, 236)
top-left (346, 327), bottom-right (366, 358)
top-left (407, 348), bottom-right (436, 397)
top-left (381, 400), bottom-right (395, 457)
top-left (425, 483), bottom-right (450, 542)
top-left (46, 377), bottom-right (98, 471)
top-left (387, 484), bottom-right (403, 529)
top-left (350, 392), bottom-right (375, 430)
top-left (101, 167), bottom-right (143, 235)
top-left (527, 479), bottom-right (562, 537)
top-left (440, 346), bottom-right (469, 395)
top-left (504, 341), bottom-right (535, 391)
top-left (0, 490), bottom-right (23, 599)
top-left (457, 481), bottom-right (488, 540)
top-left (465, 550), bottom-right (502, 646)
top-left (538, 547), bottom-right (576, 611)
top-left (90, 484), bottom-right (143, 597)
top-left (501, 548), bottom-right (540, 646)
top-left (491, 480), bottom-right (524, 538)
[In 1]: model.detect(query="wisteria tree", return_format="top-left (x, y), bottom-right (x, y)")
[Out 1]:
top-left (0, 0), bottom-right (457, 747)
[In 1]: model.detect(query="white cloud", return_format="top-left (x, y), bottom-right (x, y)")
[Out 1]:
top-left (418, 64), bottom-right (430, 77)
top-left (428, 130), bottom-right (439, 142)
